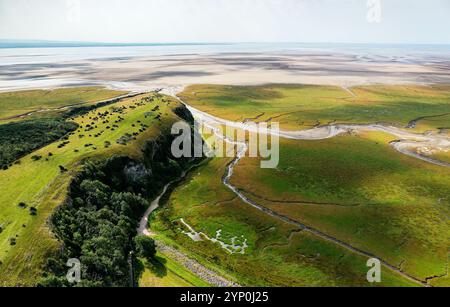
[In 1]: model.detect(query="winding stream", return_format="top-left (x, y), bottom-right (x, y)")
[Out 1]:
top-left (141, 87), bottom-right (450, 286)
top-left (171, 88), bottom-right (450, 286)
top-left (189, 103), bottom-right (433, 286)
top-left (179, 218), bottom-right (248, 254)
top-left (183, 102), bottom-right (450, 168)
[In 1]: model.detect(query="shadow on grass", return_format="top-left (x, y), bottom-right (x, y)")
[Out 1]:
top-left (134, 255), bottom-right (169, 285)
top-left (148, 256), bottom-right (169, 278)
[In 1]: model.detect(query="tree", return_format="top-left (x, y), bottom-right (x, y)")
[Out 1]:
top-left (133, 235), bottom-right (156, 261)
top-left (80, 179), bottom-right (110, 208)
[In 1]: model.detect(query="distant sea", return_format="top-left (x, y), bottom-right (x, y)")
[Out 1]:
top-left (1, 41), bottom-right (450, 65)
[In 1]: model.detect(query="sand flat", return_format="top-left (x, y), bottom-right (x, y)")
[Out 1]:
top-left (1, 45), bottom-right (450, 91)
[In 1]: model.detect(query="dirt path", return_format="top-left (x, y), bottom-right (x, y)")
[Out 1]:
top-left (137, 182), bottom-right (171, 236)
top-left (137, 165), bottom-right (240, 287)
top-left (342, 86), bottom-right (357, 98)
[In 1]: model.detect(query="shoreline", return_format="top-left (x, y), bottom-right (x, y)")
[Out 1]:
top-left (2, 46), bottom-right (450, 92)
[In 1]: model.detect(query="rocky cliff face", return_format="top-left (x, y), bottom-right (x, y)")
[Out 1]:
top-left (70, 103), bottom-right (200, 201)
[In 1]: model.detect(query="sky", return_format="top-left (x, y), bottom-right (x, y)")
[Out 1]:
top-left (0, 0), bottom-right (449, 44)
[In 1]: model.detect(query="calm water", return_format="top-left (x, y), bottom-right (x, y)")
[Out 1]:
top-left (1, 43), bottom-right (450, 65)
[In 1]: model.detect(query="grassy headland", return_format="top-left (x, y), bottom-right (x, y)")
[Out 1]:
top-left (0, 90), bottom-right (187, 285)
top-left (0, 87), bottom-right (127, 122)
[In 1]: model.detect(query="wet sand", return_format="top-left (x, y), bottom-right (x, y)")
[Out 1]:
top-left (1, 47), bottom-right (450, 92)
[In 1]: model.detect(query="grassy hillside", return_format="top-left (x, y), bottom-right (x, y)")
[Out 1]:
top-left (0, 119), bottom-right (78, 170)
top-left (2, 83), bottom-right (448, 286)
top-left (0, 87), bottom-right (127, 121)
top-left (179, 84), bottom-right (450, 132)
top-left (0, 91), bottom-right (183, 285)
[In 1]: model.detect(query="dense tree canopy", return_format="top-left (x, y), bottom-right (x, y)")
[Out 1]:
top-left (39, 133), bottom-right (198, 287)
top-left (0, 119), bottom-right (77, 170)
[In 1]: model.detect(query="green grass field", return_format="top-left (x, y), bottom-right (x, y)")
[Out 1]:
top-left (139, 252), bottom-right (210, 287)
top-left (0, 87), bottom-right (127, 122)
top-left (0, 91), bottom-right (183, 285)
top-left (1, 83), bottom-right (448, 287)
top-left (151, 84), bottom-right (450, 286)
top-left (431, 150), bottom-right (450, 164)
top-left (151, 156), bottom-right (418, 286)
top-left (231, 133), bottom-right (449, 283)
top-left (179, 84), bottom-right (450, 132)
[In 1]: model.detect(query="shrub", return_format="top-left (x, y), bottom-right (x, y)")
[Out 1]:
top-left (29, 207), bottom-right (38, 216)
top-left (31, 155), bottom-right (42, 161)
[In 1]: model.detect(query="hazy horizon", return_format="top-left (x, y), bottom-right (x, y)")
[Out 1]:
top-left (1, 0), bottom-right (450, 45)
top-left (2, 39), bottom-right (450, 46)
